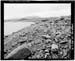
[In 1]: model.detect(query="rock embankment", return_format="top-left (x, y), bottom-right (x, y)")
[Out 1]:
top-left (4, 16), bottom-right (72, 59)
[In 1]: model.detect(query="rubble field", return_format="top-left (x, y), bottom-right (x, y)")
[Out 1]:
top-left (4, 16), bottom-right (72, 59)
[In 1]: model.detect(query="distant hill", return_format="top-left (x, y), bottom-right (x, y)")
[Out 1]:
top-left (5, 15), bottom-right (71, 22)
top-left (4, 16), bottom-right (46, 23)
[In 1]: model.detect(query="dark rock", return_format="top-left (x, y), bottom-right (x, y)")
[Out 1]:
top-left (5, 48), bottom-right (32, 60)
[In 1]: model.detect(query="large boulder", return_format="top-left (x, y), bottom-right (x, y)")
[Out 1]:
top-left (5, 43), bottom-right (32, 60)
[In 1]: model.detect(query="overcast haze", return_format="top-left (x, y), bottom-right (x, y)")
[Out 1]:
top-left (4, 3), bottom-right (71, 20)
top-left (4, 3), bottom-right (71, 35)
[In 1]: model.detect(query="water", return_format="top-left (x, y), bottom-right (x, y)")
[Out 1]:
top-left (4, 22), bottom-right (35, 36)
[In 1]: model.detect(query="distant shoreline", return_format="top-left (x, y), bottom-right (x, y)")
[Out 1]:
top-left (4, 15), bottom-right (70, 22)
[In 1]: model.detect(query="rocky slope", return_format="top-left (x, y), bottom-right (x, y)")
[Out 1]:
top-left (4, 16), bottom-right (72, 59)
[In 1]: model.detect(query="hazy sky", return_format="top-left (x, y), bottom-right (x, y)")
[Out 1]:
top-left (4, 3), bottom-right (71, 35)
top-left (4, 3), bottom-right (71, 20)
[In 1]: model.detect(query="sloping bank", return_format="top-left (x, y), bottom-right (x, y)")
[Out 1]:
top-left (4, 16), bottom-right (71, 59)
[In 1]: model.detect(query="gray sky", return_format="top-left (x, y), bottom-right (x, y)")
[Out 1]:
top-left (4, 3), bottom-right (71, 20)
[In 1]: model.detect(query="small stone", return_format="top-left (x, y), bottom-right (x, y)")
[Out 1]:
top-left (46, 39), bottom-right (52, 43)
top-left (27, 43), bottom-right (32, 47)
top-left (42, 35), bottom-right (51, 39)
top-left (60, 41), bottom-right (67, 44)
top-left (45, 49), bottom-right (49, 52)
top-left (36, 55), bottom-right (41, 58)
top-left (51, 44), bottom-right (58, 50)
top-left (59, 51), bottom-right (63, 55)
top-left (55, 38), bottom-right (58, 42)
top-left (44, 53), bottom-right (49, 58)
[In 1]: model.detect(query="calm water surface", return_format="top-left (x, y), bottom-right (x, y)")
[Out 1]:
top-left (4, 22), bottom-right (35, 36)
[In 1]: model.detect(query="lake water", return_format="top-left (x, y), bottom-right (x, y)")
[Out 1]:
top-left (4, 22), bottom-right (35, 36)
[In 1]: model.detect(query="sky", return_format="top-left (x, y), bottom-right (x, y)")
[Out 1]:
top-left (4, 3), bottom-right (71, 20)
top-left (4, 3), bottom-right (71, 35)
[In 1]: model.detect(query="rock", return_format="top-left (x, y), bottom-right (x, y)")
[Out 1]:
top-left (45, 49), bottom-right (49, 53)
top-left (5, 48), bottom-right (31, 60)
top-left (51, 44), bottom-right (58, 50)
top-left (42, 35), bottom-right (51, 39)
top-left (60, 41), bottom-right (68, 44)
top-left (46, 39), bottom-right (52, 43)
top-left (44, 53), bottom-right (50, 58)
top-left (5, 43), bottom-right (32, 59)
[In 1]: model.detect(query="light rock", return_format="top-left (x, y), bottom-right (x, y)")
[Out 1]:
top-left (51, 44), bottom-right (58, 50)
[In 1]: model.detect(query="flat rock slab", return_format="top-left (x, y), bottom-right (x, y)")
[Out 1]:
top-left (5, 43), bottom-right (32, 60)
